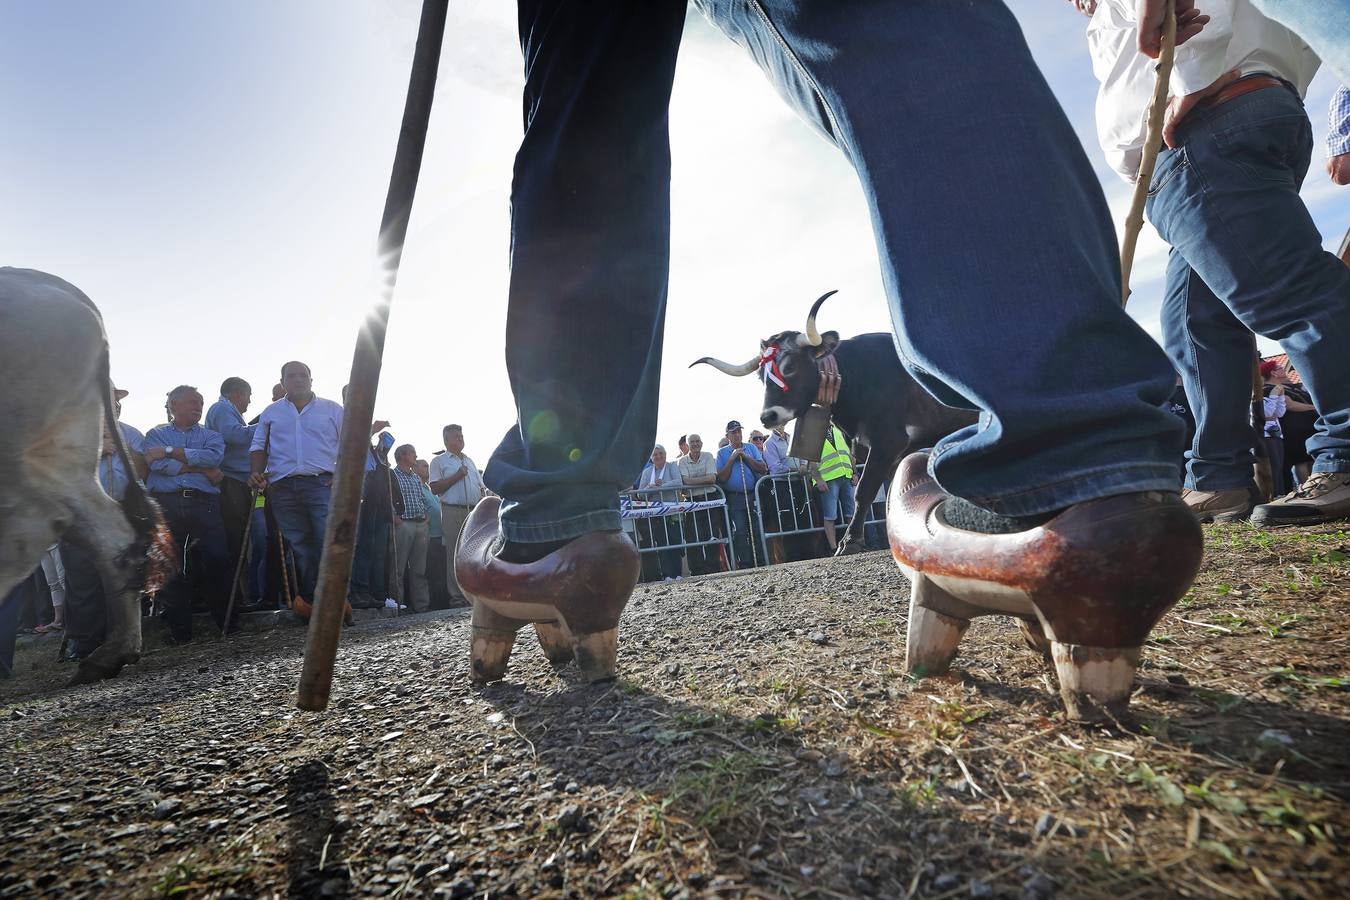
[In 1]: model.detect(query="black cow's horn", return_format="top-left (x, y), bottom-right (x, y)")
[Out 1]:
top-left (802, 289), bottom-right (838, 347)
top-left (690, 355), bottom-right (760, 376)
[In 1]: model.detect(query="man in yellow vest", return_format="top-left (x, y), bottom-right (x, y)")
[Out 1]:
top-left (812, 424), bottom-right (857, 554)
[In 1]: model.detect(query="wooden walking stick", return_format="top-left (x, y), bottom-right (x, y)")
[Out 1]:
top-left (223, 423), bottom-right (269, 635)
top-left (221, 491), bottom-right (257, 635)
top-left (297, 0), bottom-right (449, 711)
top-left (1120, 0), bottom-right (1176, 307)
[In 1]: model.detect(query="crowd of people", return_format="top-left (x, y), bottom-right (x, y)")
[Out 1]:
top-left (3, 360), bottom-right (487, 669)
top-left (627, 418), bottom-right (884, 581)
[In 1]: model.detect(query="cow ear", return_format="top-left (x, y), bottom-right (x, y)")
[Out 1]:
top-left (813, 331), bottom-right (840, 358)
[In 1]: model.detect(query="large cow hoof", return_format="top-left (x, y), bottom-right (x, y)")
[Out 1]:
top-left (67, 649), bottom-right (139, 685)
top-left (888, 452), bottom-right (1202, 723)
top-left (456, 497), bottom-right (639, 684)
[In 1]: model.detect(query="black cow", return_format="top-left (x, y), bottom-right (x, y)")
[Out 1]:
top-left (692, 291), bottom-right (978, 555)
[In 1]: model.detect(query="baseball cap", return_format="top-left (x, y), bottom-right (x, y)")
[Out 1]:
top-left (725, 420), bottom-right (742, 433)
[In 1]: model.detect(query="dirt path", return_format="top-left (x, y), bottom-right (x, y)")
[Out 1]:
top-left (2, 523), bottom-right (1348, 898)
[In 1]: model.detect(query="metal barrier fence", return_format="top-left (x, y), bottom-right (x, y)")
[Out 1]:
top-left (754, 469), bottom-right (888, 564)
top-left (620, 484), bottom-right (737, 577)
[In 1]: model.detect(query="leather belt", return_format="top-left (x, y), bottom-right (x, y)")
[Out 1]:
top-left (1201, 74), bottom-right (1285, 110)
top-left (155, 489), bottom-right (206, 499)
top-left (441, 503), bottom-right (474, 509)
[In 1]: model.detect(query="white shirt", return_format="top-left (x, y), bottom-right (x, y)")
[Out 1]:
top-left (1087, 0), bottom-right (1319, 181)
top-left (429, 451), bottom-right (484, 507)
top-left (250, 395), bottom-right (344, 481)
top-left (676, 452), bottom-right (717, 498)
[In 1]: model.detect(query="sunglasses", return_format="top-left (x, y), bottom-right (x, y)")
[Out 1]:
top-left (751, 436), bottom-right (766, 442)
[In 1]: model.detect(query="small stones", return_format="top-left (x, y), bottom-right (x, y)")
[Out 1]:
top-left (563, 781), bottom-right (580, 794)
top-left (820, 757), bottom-right (846, 778)
top-left (152, 798), bottom-right (181, 818)
top-left (808, 631), bottom-right (828, 645)
top-left (970, 879), bottom-right (994, 897)
top-left (385, 855), bottom-right (411, 873)
top-left (379, 731), bottom-right (404, 742)
top-left (933, 872), bottom-right (961, 891)
top-left (1022, 872), bottom-right (1057, 899)
top-left (556, 804), bottom-right (588, 834)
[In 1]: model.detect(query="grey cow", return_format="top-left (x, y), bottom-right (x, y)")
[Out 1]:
top-left (0, 267), bottom-right (167, 683)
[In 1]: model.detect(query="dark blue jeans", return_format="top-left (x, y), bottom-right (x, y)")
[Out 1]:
top-left (726, 492), bottom-right (762, 570)
top-left (486, 0), bottom-right (1183, 541)
top-left (1148, 83), bottom-right (1350, 490)
top-left (154, 491), bottom-right (230, 640)
top-left (268, 474), bottom-right (333, 603)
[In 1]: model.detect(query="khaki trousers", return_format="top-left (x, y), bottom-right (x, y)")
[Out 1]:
top-left (393, 518), bottom-right (429, 612)
top-left (441, 504), bottom-right (473, 604)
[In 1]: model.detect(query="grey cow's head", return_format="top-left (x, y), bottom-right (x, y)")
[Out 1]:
top-left (691, 290), bottom-right (841, 428)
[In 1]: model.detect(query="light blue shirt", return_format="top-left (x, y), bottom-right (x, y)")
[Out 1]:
top-left (421, 483), bottom-right (443, 539)
top-left (204, 396), bottom-right (256, 483)
top-left (99, 422), bottom-right (145, 501)
top-left (251, 395), bottom-right (344, 481)
top-left (143, 422), bottom-right (225, 494)
top-left (763, 433), bottom-right (792, 475)
top-left (715, 443), bottom-right (764, 493)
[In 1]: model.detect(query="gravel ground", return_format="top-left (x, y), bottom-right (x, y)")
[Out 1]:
top-left (1, 523), bottom-right (1348, 899)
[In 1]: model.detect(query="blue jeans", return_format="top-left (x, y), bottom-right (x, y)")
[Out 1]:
top-left (1251, 0), bottom-right (1350, 83)
top-left (725, 492), bottom-right (762, 569)
top-left (1147, 84), bottom-right (1350, 490)
top-left (248, 506), bottom-right (268, 602)
top-left (487, 0), bottom-right (1183, 539)
top-left (268, 474), bottom-right (333, 602)
top-left (819, 477), bottom-right (857, 525)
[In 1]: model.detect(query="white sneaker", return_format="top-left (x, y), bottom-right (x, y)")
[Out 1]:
top-left (384, 598), bottom-right (398, 609)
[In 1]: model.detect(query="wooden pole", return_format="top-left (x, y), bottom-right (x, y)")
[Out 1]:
top-left (296, 0), bottom-right (449, 712)
top-left (1120, 0), bottom-right (1176, 307)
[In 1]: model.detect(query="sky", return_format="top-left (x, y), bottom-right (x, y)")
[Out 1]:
top-left (3, 1), bottom-right (1346, 463)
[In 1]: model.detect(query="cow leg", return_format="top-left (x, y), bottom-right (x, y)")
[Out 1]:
top-left (840, 465), bottom-right (882, 555)
top-left (0, 482), bottom-right (65, 601)
top-left (63, 486), bottom-right (141, 684)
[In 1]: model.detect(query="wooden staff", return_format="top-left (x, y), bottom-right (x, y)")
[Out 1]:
top-left (1120, 0), bottom-right (1176, 308)
top-left (297, 0), bottom-right (449, 712)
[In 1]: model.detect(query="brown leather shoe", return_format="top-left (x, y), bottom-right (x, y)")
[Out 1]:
top-left (888, 453), bottom-right (1203, 721)
top-left (455, 497), bottom-right (640, 684)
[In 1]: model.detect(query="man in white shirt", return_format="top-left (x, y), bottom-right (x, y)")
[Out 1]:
top-left (429, 424), bottom-right (484, 606)
top-left (1085, 0), bottom-right (1350, 528)
top-left (676, 434), bottom-right (722, 574)
top-left (248, 361), bottom-right (344, 604)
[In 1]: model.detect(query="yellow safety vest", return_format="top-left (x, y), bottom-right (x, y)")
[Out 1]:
top-left (818, 426), bottom-right (854, 483)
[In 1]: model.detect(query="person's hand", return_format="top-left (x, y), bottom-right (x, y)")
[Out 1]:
top-left (1136, 0), bottom-right (1209, 59)
top-left (248, 472), bottom-right (269, 492)
top-left (816, 481), bottom-right (828, 494)
top-left (1272, 384), bottom-right (1286, 395)
top-left (144, 446), bottom-right (167, 461)
top-left (1163, 70), bottom-right (1240, 148)
top-left (204, 467), bottom-right (224, 486)
top-left (371, 419), bottom-right (390, 435)
top-left (1330, 153), bottom-right (1350, 186)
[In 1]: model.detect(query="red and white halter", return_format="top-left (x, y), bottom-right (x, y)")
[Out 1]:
top-left (759, 344), bottom-right (788, 392)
